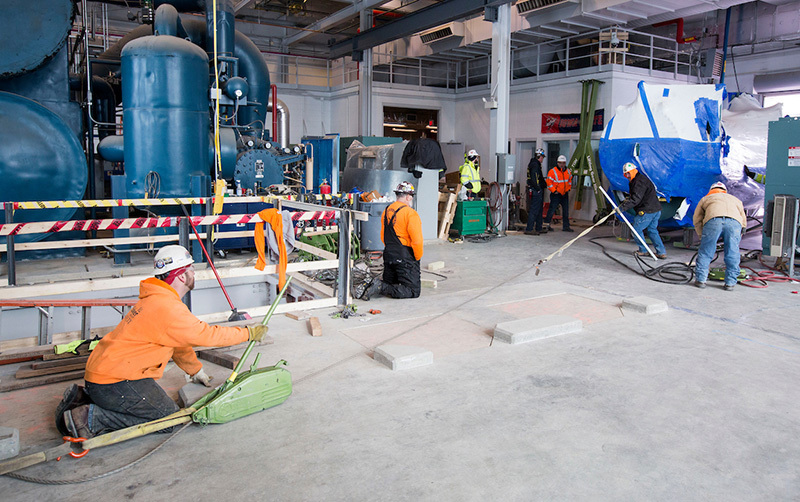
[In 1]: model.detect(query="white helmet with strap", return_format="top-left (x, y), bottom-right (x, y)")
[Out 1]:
top-left (154, 245), bottom-right (194, 275)
top-left (394, 181), bottom-right (416, 196)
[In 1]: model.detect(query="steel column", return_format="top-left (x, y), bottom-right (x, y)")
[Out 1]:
top-left (358, 9), bottom-right (374, 136)
top-left (490, 3), bottom-right (511, 231)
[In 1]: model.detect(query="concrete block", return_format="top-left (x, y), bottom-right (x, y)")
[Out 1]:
top-left (0, 427), bottom-right (19, 461)
top-left (421, 279), bottom-right (437, 289)
top-left (493, 315), bottom-right (582, 345)
top-left (621, 296), bottom-right (668, 314)
top-left (373, 345), bottom-right (433, 371)
top-left (427, 261), bottom-right (445, 271)
top-left (178, 382), bottom-right (211, 408)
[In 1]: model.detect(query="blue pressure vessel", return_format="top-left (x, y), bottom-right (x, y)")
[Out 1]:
top-left (121, 35), bottom-right (209, 197)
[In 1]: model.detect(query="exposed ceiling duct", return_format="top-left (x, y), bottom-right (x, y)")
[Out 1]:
top-left (419, 22), bottom-right (464, 45)
top-left (516, 0), bottom-right (577, 16)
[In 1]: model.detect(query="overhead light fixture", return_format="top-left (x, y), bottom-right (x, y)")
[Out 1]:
top-left (426, 125), bottom-right (438, 129)
top-left (392, 127), bottom-right (417, 132)
top-left (383, 122), bottom-right (406, 127)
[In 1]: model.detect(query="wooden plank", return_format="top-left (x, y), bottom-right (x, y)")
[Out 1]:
top-left (307, 317), bottom-right (322, 337)
top-left (294, 241), bottom-right (337, 260)
top-left (31, 355), bottom-right (90, 370)
top-left (196, 350), bottom-right (239, 370)
top-left (0, 370), bottom-right (85, 392)
top-left (438, 191), bottom-right (458, 240)
top-left (0, 260), bottom-right (340, 301)
top-left (16, 361), bottom-right (87, 379)
top-left (0, 345), bottom-right (53, 362)
top-left (285, 311), bottom-right (311, 320)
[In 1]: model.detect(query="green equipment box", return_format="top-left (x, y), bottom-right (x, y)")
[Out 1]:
top-left (452, 200), bottom-right (488, 236)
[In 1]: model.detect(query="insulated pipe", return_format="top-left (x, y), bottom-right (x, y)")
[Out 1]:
top-left (271, 83), bottom-right (278, 144)
top-left (206, 0), bottom-right (235, 58)
top-left (653, 18), bottom-right (697, 44)
top-left (267, 98), bottom-right (290, 148)
top-left (153, 3), bottom-right (187, 38)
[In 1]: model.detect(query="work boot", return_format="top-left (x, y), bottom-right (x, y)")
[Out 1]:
top-left (362, 278), bottom-right (384, 301)
top-left (723, 284), bottom-right (735, 291)
top-left (563, 228), bottom-right (574, 232)
top-left (546, 225), bottom-right (553, 232)
top-left (694, 281), bottom-right (707, 289)
top-left (55, 384), bottom-right (91, 436)
top-left (524, 230), bottom-right (540, 236)
top-left (63, 404), bottom-right (94, 439)
top-left (656, 254), bottom-right (667, 259)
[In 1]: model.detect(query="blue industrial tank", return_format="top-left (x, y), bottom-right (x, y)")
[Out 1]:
top-left (121, 35), bottom-right (209, 197)
top-left (0, 91), bottom-right (87, 243)
top-left (0, 0), bottom-right (75, 78)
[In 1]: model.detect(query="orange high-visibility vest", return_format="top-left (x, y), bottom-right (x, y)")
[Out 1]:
top-left (546, 167), bottom-right (572, 195)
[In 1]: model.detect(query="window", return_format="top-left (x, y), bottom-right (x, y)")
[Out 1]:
top-left (763, 92), bottom-right (800, 117)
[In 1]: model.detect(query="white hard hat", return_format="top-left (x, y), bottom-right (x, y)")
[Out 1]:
top-left (710, 181), bottom-right (727, 191)
top-left (467, 149), bottom-right (478, 160)
top-left (557, 155), bottom-right (567, 163)
top-left (154, 245), bottom-right (194, 275)
top-left (622, 162), bottom-right (637, 173)
top-left (535, 148), bottom-right (545, 157)
top-left (394, 181), bottom-right (416, 196)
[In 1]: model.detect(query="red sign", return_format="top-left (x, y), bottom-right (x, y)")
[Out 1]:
top-left (541, 110), bottom-right (604, 134)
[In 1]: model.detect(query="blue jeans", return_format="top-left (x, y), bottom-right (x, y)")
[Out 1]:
top-left (694, 217), bottom-right (742, 286)
top-left (544, 192), bottom-right (570, 230)
top-left (525, 190), bottom-right (544, 232)
top-left (632, 210), bottom-right (666, 255)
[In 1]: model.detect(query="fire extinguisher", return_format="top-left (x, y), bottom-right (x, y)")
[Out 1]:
top-left (320, 179), bottom-right (331, 195)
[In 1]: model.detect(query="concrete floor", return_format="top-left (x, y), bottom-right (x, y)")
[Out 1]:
top-left (2, 223), bottom-right (800, 500)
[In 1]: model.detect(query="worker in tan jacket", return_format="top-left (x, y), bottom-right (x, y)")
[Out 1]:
top-left (58, 245), bottom-right (268, 439)
top-left (693, 182), bottom-right (747, 290)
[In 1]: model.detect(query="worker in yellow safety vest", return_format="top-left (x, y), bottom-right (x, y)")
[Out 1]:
top-left (459, 149), bottom-right (481, 199)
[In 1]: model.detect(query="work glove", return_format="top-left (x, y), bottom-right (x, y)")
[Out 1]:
top-left (464, 182), bottom-right (473, 190)
top-left (744, 165), bottom-right (755, 179)
top-left (247, 324), bottom-right (269, 343)
top-left (187, 368), bottom-right (213, 387)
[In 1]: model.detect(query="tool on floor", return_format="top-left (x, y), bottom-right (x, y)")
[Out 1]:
top-left (0, 278), bottom-right (293, 478)
top-left (368, 309), bottom-right (381, 315)
top-left (180, 204), bottom-right (250, 321)
top-left (534, 212), bottom-right (614, 275)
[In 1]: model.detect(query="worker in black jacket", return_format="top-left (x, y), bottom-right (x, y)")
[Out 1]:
top-left (617, 162), bottom-right (667, 259)
top-left (525, 148), bottom-right (548, 235)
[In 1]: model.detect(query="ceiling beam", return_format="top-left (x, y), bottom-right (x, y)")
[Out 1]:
top-left (606, 6), bottom-right (648, 19)
top-left (631, 0), bottom-right (675, 12)
top-left (284, 0), bottom-right (391, 46)
top-left (329, 0), bottom-right (499, 59)
top-left (234, 0), bottom-right (254, 13)
top-left (540, 24), bottom-right (579, 34)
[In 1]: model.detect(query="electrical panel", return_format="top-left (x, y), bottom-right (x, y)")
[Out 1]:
top-left (496, 153), bottom-right (516, 184)
top-left (769, 194), bottom-right (799, 258)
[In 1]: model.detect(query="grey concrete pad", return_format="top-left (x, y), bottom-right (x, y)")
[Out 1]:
top-left (373, 345), bottom-right (433, 370)
top-left (0, 427), bottom-right (19, 461)
top-left (622, 296), bottom-right (669, 314)
top-left (178, 382), bottom-right (211, 408)
top-left (494, 315), bottom-right (582, 344)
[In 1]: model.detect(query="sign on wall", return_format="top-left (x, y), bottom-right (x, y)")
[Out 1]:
top-left (541, 110), bottom-right (605, 134)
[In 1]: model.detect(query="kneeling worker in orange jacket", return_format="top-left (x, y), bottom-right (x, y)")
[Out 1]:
top-left (58, 245), bottom-right (268, 439)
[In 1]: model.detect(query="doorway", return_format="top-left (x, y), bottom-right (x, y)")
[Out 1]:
top-left (383, 106), bottom-right (439, 141)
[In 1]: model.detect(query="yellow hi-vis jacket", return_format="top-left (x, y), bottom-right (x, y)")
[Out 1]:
top-left (459, 159), bottom-right (481, 193)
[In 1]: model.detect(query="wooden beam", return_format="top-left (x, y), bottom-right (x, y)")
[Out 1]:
top-left (0, 370), bottom-right (85, 392)
top-left (16, 361), bottom-right (87, 379)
